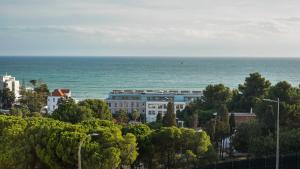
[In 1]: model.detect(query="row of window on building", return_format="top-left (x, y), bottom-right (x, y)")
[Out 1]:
top-left (147, 103), bottom-right (184, 109)
top-left (108, 102), bottom-right (145, 108)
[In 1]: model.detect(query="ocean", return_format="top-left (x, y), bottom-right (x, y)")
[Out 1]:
top-left (0, 56), bottom-right (300, 100)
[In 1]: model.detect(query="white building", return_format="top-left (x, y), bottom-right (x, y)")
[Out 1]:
top-left (0, 74), bottom-right (20, 100)
top-left (145, 101), bottom-right (186, 122)
top-left (106, 90), bottom-right (202, 122)
top-left (47, 89), bottom-right (71, 114)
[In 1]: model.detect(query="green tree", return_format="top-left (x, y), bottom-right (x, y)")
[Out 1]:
top-left (114, 109), bottom-right (129, 125)
top-left (229, 113), bottom-right (236, 134)
top-left (0, 85), bottom-right (15, 109)
top-left (0, 115), bottom-right (29, 169)
top-left (232, 121), bottom-right (261, 153)
top-left (266, 81), bottom-right (300, 127)
top-left (238, 72), bottom-right (271, 111)
top-left (78, 99), bottom-right (112, 120)
top-left (0, 115), bottom-right (138, 169)
top-left (156, 112), bottom-right (163, 123)
top-left (131, 109), bottom-right (140, 122)
top-left (10, 106), bottom-right (30, 117)
top-left (19, 81), bottom-right (49, 113)
top-left (51, 98), bottom-right (93, 123)
top-left (150, 127), bottom-right (212, 168)
top-left (162, 102), bottom-right (176, 127)
top-left (202, 84), bottom-right (232, 110)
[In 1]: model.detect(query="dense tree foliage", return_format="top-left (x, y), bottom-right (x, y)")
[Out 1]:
top-left (0, 85), bottom-right (15, 109)
top-left (237, 72), bottom-right (271, 111)
top-left (131, 109), bottom-right (140, 122)
top-left (202, 84), bottom-right (232, 110)
top-left (162, 102), bottom-right (176, 127)
top-left (114, 109), bottom-right (129, 125)
top-left (78, 99), bottom-right (112, 120)
top-left (51, 98), bottom-right (93, 123)
top-left (10, 106), bottom-right (31, 117)
top-left (19, 81), bottom-right (49, 112)
top-left (233, 80), bottom-right (300, 156)
top-left (0, 115), bottom-right (138, 169)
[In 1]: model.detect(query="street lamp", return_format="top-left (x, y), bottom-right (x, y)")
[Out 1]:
top-left (263, 98), bottom-right (280, 169)
top-left (78, 133), bottom-right (99, 169)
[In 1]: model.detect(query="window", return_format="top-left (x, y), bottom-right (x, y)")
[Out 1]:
top-left (148, 104), bottom-right (156, 109)
top-left (131, 102), bottom-right (134, 107)
top-left (176, 105), bottom-right (180, 109)
top-left (53, 105), bottom-right (55, 109)
top-left (136, 103), bottom-right (139, 107)
top-left (53, 98), bottom-right (55, 102)
top-left (180, 104), bottom-right (184, 109)
top-left (164, 104), bottom-right (167, 109)
top-left (108, 103), bottom-right (111, 107)
top-left (158, 104), bottom-right (163, 109)
top-left (114, 103), bottom-right (117, 107)
top-left (148, 110), bottom-right (156, 115)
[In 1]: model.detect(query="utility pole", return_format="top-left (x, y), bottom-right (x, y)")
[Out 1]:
top-left (263, 98), bottom-right (280, 169)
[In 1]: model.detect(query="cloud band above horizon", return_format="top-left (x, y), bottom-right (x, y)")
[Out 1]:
top-left (1, 0), bottom-right (300, 57)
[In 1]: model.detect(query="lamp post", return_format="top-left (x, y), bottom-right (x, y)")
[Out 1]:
top-left (78, 133), bottom-right (99, 169)
top-left (263, 98), bottom-right (280, 169)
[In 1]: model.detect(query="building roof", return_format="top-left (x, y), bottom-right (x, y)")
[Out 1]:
top-left (50, 89), bottom-right (70, 97)
top-left (110, 89), bottom-right (202, 95)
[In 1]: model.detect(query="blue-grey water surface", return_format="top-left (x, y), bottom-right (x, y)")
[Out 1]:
top-left (0, 57), bottom-right (299, 99)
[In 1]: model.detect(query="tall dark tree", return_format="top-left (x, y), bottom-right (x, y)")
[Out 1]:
top-left (202, 84), bottom-right (232, 110)
top-left (229, 113), bottom-right (236, 135)
top-left (156, 112), bottom-right (163, 123)
top-left (216, 104), bottom-right (230, 159)
top-left (0, 85), bottom-right (15, 109)
top-left (162, 102), bottom-right (176, 127)
top-left (238, 72), bottom-right (271, 111)
top-left (183, 105), bottom-right (198, 128)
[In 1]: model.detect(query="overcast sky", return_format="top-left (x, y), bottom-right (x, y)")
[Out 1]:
top-left (1, 0), bottom-right (300, 57)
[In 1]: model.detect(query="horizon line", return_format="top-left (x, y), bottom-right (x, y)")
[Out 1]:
top-left (0, 55), bottom-right (300, 58)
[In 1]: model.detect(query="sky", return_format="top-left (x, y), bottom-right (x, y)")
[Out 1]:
top-left (1, 0), bottom-right (300, 57)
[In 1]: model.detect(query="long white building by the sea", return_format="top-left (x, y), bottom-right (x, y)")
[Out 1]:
top-left (106, 89), bottom-right (202, 122)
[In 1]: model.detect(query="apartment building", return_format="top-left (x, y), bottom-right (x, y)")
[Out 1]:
top-left (106, 89), bottom-right (202, 122)
top-left (0, 74), bottom-right (20, 100)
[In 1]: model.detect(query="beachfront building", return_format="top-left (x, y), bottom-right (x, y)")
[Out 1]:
top-left (47, 89), bottom-right (71, 114)
top-left (0, 74), bottom-right (20, 100)
top-left (106, 90), bottom-right (202, 122)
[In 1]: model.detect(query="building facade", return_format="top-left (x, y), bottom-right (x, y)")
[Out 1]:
top-left (0, 74), bottom-right (20, 100)
top-left (47, 89), bottom-right (71, 114)
top-left (106, 90), bottom-right (202, 122)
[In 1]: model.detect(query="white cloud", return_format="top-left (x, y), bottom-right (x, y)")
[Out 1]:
top-left (0, 0), bottom-right (300, 56)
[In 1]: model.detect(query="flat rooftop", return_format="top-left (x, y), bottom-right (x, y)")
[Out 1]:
top-left (110, 89), bottom-right (202, 95)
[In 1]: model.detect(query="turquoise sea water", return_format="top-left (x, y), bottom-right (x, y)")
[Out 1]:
top-left (0, 57), bottom-right (300, 99)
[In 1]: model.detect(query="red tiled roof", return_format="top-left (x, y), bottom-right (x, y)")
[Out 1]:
top-left (51, 89), bottom-right (70, 97)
